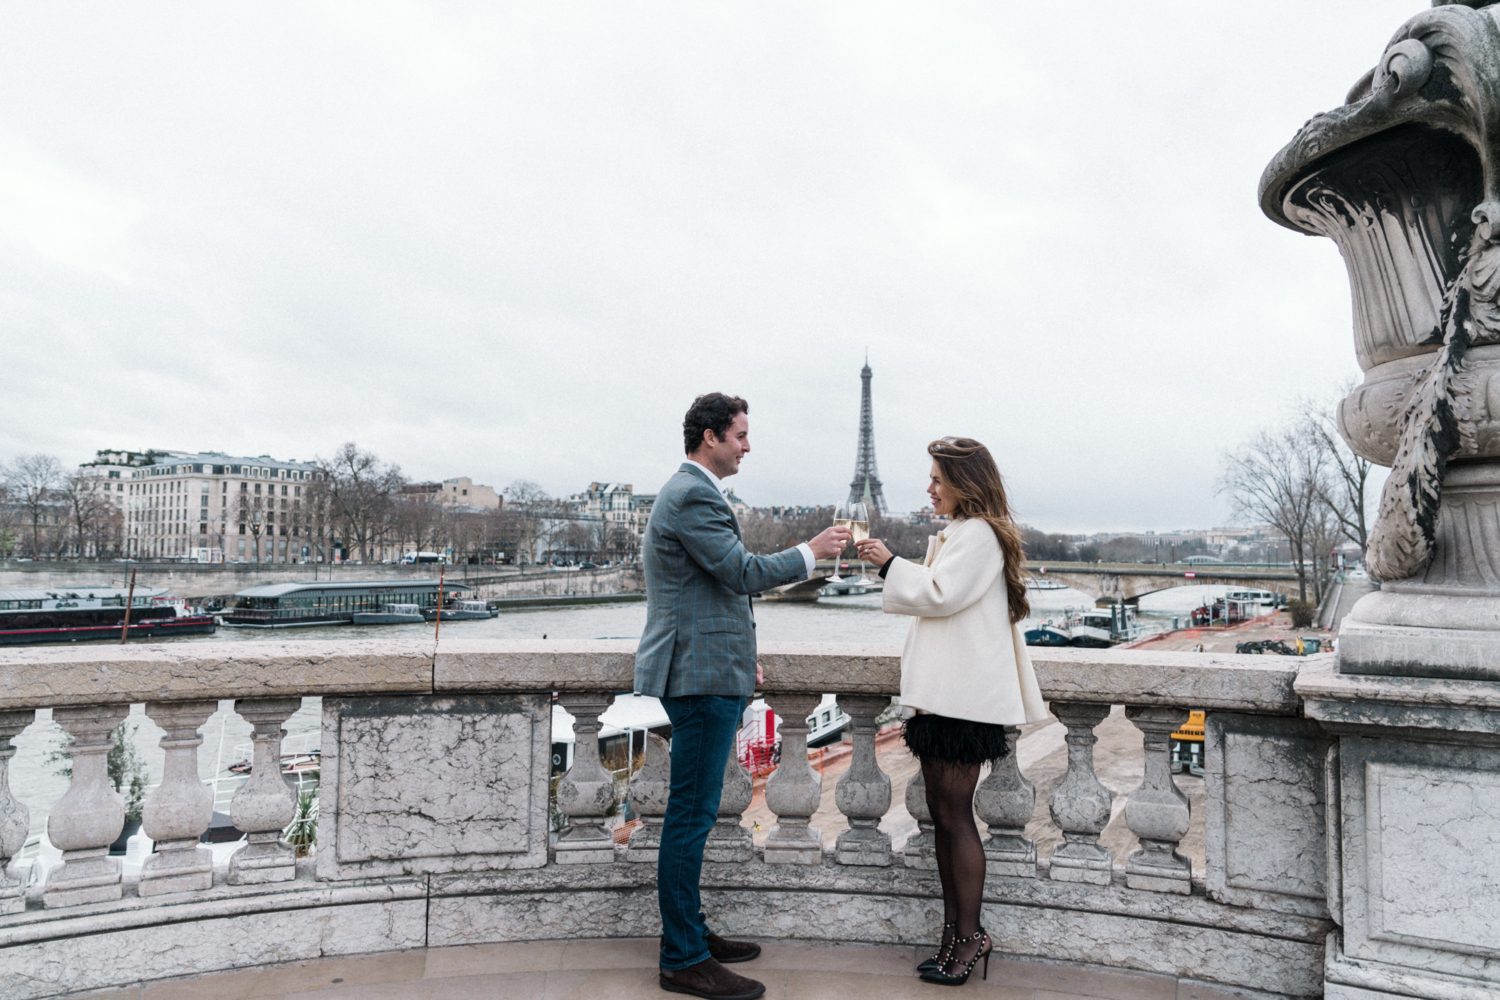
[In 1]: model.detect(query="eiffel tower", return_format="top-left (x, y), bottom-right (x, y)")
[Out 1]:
top-left (847, 359), bottom-right (887, 515)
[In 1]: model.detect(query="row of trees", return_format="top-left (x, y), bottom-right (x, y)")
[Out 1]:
top-left (314, 443), bottom-right (637, 565)
top-left (0, 454), bottom-right (123, 559)
top-left (0, 442), bottom-right (631, 566)
top-left (740, 506), bottom-right (957, 560)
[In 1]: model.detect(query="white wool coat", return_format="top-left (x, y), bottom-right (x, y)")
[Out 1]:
top-left (883, 517), bottom-right (1049, 726)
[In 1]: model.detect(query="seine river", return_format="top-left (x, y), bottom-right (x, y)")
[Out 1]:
top-left (9, 583), bottom-right (1228, 846)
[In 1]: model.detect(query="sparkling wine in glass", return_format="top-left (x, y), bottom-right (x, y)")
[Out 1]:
top-left (828, 502), bottom-right (851, 582)
top-left (848, 502), bottom-right (870, 581)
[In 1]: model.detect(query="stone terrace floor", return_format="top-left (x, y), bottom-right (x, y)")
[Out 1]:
top-left (69, 939), bottom-right (1249, 1000)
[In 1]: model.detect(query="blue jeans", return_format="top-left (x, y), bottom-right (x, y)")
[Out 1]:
top-left (657, 694), bottom-right (745, 971)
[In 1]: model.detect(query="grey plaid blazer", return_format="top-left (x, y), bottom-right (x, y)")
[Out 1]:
top-left (633, 464), bottom-right (807, 698)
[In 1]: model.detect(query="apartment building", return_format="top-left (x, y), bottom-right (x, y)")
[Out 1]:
top-left (401, 476), bottom-right (501, 509)
top-left (125, 452), bottom-right (322, 563)
top-left (77, 449), bottom-right (169, 509)
top-left (572, 483), bottom-right (640, 532)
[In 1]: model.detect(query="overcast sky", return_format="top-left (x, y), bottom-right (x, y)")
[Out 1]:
top-left (0, 1), bottom-right (1413, 531)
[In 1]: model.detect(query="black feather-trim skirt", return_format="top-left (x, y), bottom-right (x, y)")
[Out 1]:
top-left (902, 713), bottom-right (1011, 767)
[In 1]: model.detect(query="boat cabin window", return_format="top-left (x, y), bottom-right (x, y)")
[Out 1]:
top-left (0, 600), bottom-right (43, 610)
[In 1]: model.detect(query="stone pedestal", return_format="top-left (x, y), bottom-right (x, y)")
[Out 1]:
top-left (974, 726), bottom-right (1036, 877)
top-left (45, 705), bottom-right (129, 908)
top-left (833, 695), bottom-right (892, 867)
top-left (1298, 662), bottom-right (1500, 999)
top-left (1339, 463), bottom-right (1500, 682)
top-left (762, 693), bottom-right (823, 864)
top-left (229, 698), bottom-right (301, 885)
top-left (1047, 702), bottom-right (1114, 885)
top-left (0, 710), bottom-right (35, 915)
top-left (554, 693), bottom-right (617, 864)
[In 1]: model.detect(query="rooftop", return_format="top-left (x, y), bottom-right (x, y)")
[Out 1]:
top-left (233, 579), bottom-right (470, 597)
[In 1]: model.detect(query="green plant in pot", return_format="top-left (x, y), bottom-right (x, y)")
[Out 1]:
top-left (284, 787), bottom-right (318, 857)
top-left (50, 719), bottom-right (150, 855)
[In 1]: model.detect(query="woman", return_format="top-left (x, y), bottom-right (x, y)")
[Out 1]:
top-left (855, 437), bottom-right (1048, 987)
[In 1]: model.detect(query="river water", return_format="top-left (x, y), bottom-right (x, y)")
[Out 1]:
top-left (8, 583), bottom-right (1237, 846)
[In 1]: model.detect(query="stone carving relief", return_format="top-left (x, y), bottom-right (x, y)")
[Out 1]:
top-left (1261, 3), bottom-right (1500, 583)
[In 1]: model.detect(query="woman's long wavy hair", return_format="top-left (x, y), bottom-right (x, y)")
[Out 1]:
top-left (928, 437), bottom-right (1029, 623)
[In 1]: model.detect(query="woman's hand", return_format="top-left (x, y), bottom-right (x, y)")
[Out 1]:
top-left (855, 538), bottom-right (893, 566)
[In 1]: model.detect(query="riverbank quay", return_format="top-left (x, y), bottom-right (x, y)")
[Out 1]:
top-left (2, 641), bottom-right (1489, 998)
top-left (0, 562), bottom-right (642, 604)
top-left (1124, 610), bottom-right (1317, 653)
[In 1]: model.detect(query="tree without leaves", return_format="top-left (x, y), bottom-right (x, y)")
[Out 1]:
top-left (505, 480), bottom-right (565, 565)
top-left (317, 443), bottom-right (406, 563)
top-left (1217, 425), bottom-right (1322, 602)
top-left (1301, 393), bottom-right (1374, 555)
top-left (3, 454), bottom-right (64, 558)
top-left (59, 474), bottom-right (118, 559)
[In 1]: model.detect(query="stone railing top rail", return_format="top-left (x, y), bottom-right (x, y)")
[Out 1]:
top-left (0, 640), bottom-right (1312, 713)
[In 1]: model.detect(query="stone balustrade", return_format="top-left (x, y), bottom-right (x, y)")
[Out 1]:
top-left (0, 640), bottom-right (1349, 999)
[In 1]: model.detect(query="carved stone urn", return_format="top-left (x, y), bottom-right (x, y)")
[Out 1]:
top-left (1264, 8), bottom-right (1500, 998)
top-left (1261, 0), bottom-right (1500, 680)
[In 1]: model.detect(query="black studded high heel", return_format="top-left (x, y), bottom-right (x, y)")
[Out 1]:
top-left (916, 923), bottom-right (956, 974)
top-left (918, 928), bottom-right (991, 986)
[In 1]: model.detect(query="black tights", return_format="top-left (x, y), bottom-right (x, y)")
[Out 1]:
top-left (923, 758), bottom-right (986, 960)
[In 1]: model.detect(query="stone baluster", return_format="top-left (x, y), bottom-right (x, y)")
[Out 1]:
top-left (901, 767), bottom-right (936, 870)
top-left (0, 710), bottom-right (36, 914)
top-left (704, 752), bottom-right (754, 862)
top-left (833, 695), bottom-right (893, 866)
top-left (974, 726), bottom-right (1037, 877)
top-left (1047, 702), bottom-right (1115, 885)
top-left (1123, 706), bottom-right (1192, 894)
top-left (762, 693), bottom-right (823, 864)
top-left (555, 693), bottom-right (617, 864)
top-left (229, 698), bottom-right (302, 885)
top-left (140, 701), bottom-right (217, 896)
top-left (45, 704), bottom-right (130, 908)
top-left (625, 733), bottom-right (670, 863)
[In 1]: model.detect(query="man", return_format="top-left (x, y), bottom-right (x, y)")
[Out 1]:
top-left (636, 393), bottom-right (850, 1000)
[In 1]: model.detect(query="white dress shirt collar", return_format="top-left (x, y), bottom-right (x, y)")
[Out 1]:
top-left (685, 460), bottom-right (727, 495)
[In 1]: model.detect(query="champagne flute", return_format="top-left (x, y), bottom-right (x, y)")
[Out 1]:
top-left (828, 502), bottom-right (851, 583)
top-left (848, 502), bottom-right (870, 582)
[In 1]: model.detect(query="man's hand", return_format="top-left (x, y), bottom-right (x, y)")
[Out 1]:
top-left (757, 661), bottom-right (764, 685)
top-left (807, 524), bottom-right (853, 560)
top-left (856, 538), bottom-right (893, 567)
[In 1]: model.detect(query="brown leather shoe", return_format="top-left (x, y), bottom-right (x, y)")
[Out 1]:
top-left (659, 956), bottom-right (766, 999)
top-left (706, 931), bottom-right (761, 964)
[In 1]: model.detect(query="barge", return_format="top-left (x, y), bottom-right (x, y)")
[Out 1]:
top-left (0, 587), bottom-right (215, 645)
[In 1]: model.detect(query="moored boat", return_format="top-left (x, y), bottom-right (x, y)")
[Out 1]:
top-left (1067, 624), bottom-right (1115, 648)
top-left (0, 587), bottom-right (215, 645)
top-left (423, 599), bottom-right (496, 622)
top-left (352, 603), bottom-right (425, 625)
top-left (1024, 624), bottom-right (1073, 646)
top-left (222, 580), bottom-right (473, 627)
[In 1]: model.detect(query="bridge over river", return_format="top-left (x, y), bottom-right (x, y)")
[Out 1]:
top-left (1023, 561), bottom-right (1303, 603)
top-left (764, 560), bottom-right (1303, 604)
